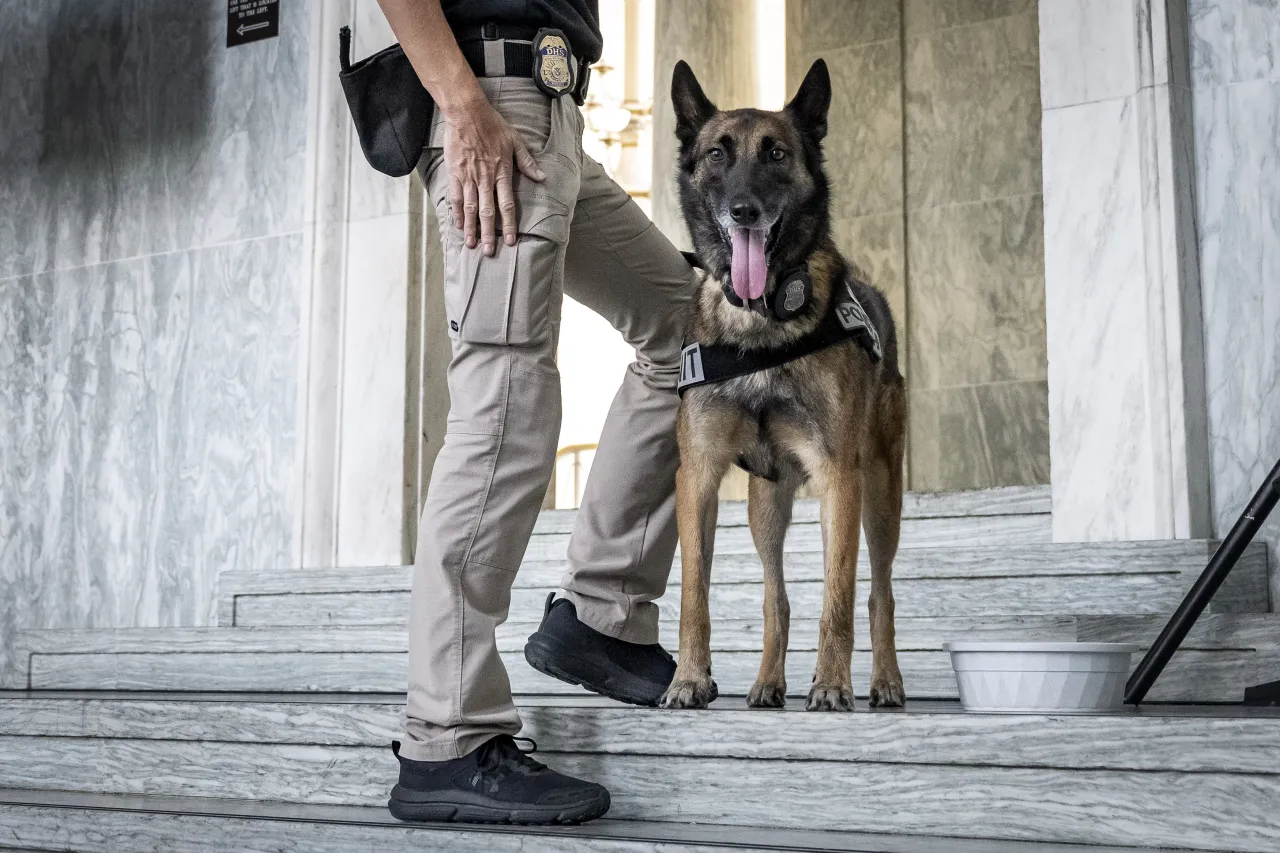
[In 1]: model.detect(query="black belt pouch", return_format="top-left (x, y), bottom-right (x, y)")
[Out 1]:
top-left (338, 26), bottom-right (434, 177)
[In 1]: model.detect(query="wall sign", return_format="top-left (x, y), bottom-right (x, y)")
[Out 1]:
top-left (227, 0), bottom-right (280, 47)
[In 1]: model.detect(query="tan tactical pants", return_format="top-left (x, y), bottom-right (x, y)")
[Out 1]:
top-left (401, 77), bottom-right (696, 761)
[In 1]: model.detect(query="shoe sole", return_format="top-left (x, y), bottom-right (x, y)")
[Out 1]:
top-left (524, 632), bottom-right (664, 707)
top-left (388, 785), bottom-right (610, 826)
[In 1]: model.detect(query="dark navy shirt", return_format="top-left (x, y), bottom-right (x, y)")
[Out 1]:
top-left (442, 0), bottom-right (602, 63)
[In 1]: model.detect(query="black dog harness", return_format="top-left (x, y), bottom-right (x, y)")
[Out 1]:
top-left (677, 278), bottom-right (883, 396)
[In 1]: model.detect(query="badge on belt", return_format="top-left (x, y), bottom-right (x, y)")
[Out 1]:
top-left (533, 28), bottom-right (576, 98)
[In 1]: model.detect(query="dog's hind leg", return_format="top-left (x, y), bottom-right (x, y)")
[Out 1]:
top-left (746, 469), bottom-right (800, 708)
top-left (661, 406), bottom-right (739, 710)
top-left (808, 452), bottom-right (862, 712)
top-left (862, 377), bottom-right (907, 707)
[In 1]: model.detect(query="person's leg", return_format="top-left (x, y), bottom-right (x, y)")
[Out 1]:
top-left (556, 156), bottom-right (697, 645)
top-left (401, 79), bottom-right (581, 762)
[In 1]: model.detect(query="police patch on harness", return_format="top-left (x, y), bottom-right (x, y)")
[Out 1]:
top-left (835, 285), bottom-right (882, 360)
top-left (678, 343), bottom-right (705, 392)
top-left (533, 29), bottom-right (575, 97)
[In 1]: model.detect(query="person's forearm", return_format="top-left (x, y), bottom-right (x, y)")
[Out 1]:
top-left (376, 0), bottom-right (485, 119)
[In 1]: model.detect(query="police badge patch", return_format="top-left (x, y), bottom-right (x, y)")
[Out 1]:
top-left (532, 28), bottom-right (575, 98)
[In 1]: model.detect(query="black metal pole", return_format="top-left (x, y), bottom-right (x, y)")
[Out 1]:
top-left (1125, 455), bottom-right (1280, 705)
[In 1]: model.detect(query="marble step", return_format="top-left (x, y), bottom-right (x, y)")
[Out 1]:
top-left (12, 614), bottom-right (1280, 701)
top-left (0, 790), bottom-right (1185, 853)
top-left (524, 511), bottom-right (1053, 562)
top-left (215, 539), bottom-right (1271, 627)
top-left (531, 484), bottom-right (1053, 535)
top-left (0, 694), bottom-right (1277, 851)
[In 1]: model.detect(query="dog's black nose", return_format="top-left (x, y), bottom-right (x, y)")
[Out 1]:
top-left (730, 202), bottom-right (760, 226)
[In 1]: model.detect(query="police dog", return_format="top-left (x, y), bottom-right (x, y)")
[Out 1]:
top-left (660, 59), bottom-right (906, 711)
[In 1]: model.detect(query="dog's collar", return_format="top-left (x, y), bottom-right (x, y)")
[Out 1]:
top-left (676, 280), bottom-right (883, 396)
top-left (681, 251), bottom-right (814, 321)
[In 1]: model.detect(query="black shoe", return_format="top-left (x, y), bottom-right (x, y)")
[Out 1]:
top-left (524, 592), bottom-right (678, 706)
top-left (387, 735), bottom-right (610, 825)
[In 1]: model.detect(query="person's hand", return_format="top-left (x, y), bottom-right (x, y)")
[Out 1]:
top-left (444, 99), bottom-right (545, 256)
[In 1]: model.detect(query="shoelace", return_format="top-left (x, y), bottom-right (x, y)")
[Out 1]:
top-left (475, 735), bottom-right (547, 774)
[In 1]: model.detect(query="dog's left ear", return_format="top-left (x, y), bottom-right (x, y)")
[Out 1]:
top-left (785, 59), bottom-right (831, 142)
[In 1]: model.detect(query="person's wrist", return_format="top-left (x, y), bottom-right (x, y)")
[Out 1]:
top-left (437, 85), bottom-right (488, 123)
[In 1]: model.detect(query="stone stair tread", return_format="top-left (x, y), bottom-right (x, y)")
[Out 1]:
top-left (13, 614), bottom-right (1280, 701)
top-left (3, 692), bottom-right (1278, 773)
top-left (0, 787), bottom-right (1180, 853)
top-left (212, 540), bottom-right (1271, 628)
top-left (215, 539), bottom-right (1262, 595)
top-left (1, 694), bottom-right (1277, 851)
top-left (530, 484), bottom-right (1053, 535)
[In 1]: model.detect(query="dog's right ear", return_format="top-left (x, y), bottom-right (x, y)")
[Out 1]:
top-left (671, 60), bottom-right (717, 145)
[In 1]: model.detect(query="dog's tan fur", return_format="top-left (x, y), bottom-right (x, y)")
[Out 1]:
top-left (661, 69), bottom-right (907, 711)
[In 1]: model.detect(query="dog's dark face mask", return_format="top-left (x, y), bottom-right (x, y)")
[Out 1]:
top-left (671, 59), bottom-right (832, 319)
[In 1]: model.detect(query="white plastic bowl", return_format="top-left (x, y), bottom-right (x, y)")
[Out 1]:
top-left (944, 642), bottom-right (1140, 713)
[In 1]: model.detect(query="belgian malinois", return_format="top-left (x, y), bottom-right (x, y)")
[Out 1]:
top-left (659, 59), bottom-right (907, 711)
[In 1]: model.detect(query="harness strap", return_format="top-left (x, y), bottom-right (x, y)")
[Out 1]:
top-left (677, 284), bottom-right (882, 396)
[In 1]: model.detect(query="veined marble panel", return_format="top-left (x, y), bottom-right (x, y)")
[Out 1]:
top-left (0, 0), bottom-right (309, 281)
top-left (1038, 0), bottom-right (1142, 109)
top-left (904, 0), bottom-right (1038, 34)
top-left (909, 381), bottom-right (1050, 490)
top-left (810, 38), bottom-right (905, 220)
top-left (0, 235), bottom-right (300, 687)
top-left (794, 0), bottom-right (901, 54)
top-left (334, 213), bottom-right (416, 567)
top-left (907, 195), bottom-right (1047, 389)
top-left (1042, 96), bottom-right (1159, 540)
top-left (1190, 0), bottom-right (1280, 87)
top-left (1193, 75), bottom-right (1280, 583)
top-left (904, 11), bottom-right (1042, 209)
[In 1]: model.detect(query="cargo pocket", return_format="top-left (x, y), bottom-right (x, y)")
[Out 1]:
top-left (445, 196), bottom-right (571, 347)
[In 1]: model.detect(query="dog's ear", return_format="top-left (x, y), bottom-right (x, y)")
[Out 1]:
top-left (785, 58), bottom-right (831, 141)
top-left (671, 60), bottom-right (717, 145)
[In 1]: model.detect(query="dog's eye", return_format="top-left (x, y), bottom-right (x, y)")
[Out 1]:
top-left (707, 147), bottom-right (726, 162)
top-left (769, 147), bottom-right (787, 162)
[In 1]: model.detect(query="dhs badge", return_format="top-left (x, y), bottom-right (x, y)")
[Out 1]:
top-left (533, 28), bottom-right (576, 98)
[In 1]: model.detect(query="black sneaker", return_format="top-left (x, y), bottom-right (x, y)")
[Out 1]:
top-left (387, 735), bottom-right (610, 825)
top-left (524, 592), bottom-right (679, 706)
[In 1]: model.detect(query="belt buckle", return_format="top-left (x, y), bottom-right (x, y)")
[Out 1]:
top-left (481, 21), bottom-right (499, 40)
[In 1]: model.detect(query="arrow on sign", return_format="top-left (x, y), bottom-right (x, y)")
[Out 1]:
top-left (237, 21), bottom-right (269, 36)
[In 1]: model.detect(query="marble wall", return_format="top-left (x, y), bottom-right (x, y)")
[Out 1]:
top-left (0, 0), bottom-right (308, 683)
top-left (787, 0), bottom-right (1049, 492)
top-left (902, 0), bottom-right (1049, 492)
top-left (1190, 0), bottom-right (1280, 564)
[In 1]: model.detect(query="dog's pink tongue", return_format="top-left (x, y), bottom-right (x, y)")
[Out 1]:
top-left (730, 228), bottom-right (768, 302)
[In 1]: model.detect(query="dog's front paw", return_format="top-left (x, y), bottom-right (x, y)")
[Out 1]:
top-left (661, 676), bottom-right (719, 709)
top-left (869, 673), bottom-right (906, 708)
top-left (746, 681), bottom-right (787, 708)
top-left (806, 682), bottom-right (855, 712)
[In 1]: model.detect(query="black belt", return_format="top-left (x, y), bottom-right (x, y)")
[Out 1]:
top-left (455, 22), bottom-right (591, 104)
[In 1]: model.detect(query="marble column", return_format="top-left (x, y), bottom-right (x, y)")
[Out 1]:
top-left (295, 0), bottom-right (435, 568)
top-left (1039, 0), bottom-right (1211, 541)
top-left (1189, 0), bottom-right (1280, 571)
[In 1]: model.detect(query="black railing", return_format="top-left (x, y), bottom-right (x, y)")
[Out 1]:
top-left (1125, 456), bottom-right (1280, 705)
